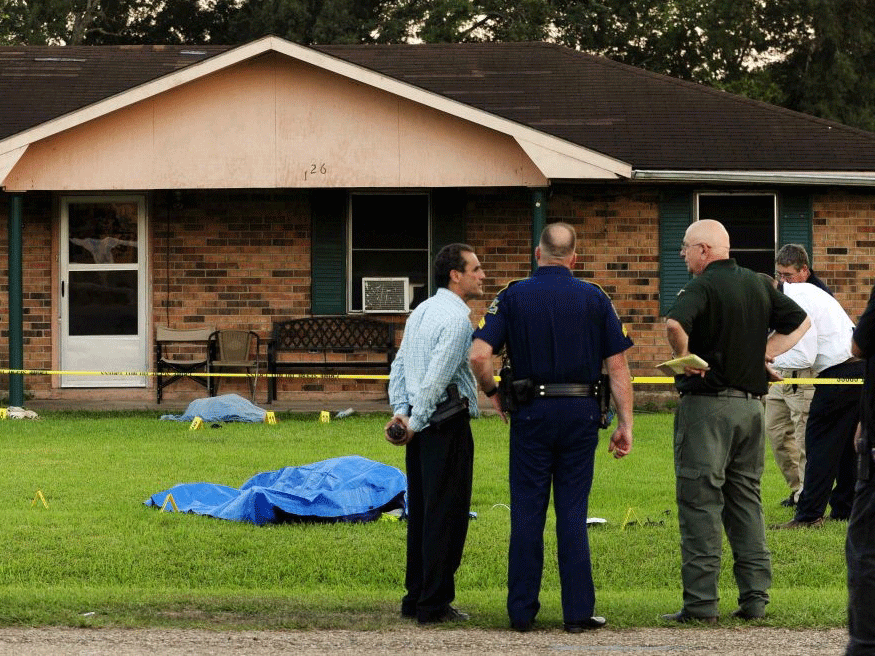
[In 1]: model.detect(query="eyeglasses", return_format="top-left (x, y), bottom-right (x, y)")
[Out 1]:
top-left (680, 242), bottom-right (707, 252)
top-left (775, 270), bottom-right (803, 281)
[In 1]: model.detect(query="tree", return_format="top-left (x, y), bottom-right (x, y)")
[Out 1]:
top-left (0, 0), bottom-right (395, 45)
top-left (195, 0), bottom-right (392, 45)
top-left (376, 0), bottom-right (552, 43)
top-left (770, 0), bottom-right (875, 131)
top-left (1, 0), bottom-right (153, 45)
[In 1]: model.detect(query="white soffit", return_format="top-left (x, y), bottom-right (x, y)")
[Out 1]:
top-left (0, 36), bottom-right (631, 185)
top-left (0, 146), bottom-right (27, 184)
top-left (516, 138), bottom-right (626, 180)
top-left (634, 169), bottom-right (875, 186)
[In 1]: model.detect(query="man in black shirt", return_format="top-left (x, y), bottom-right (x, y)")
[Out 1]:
top-left (663, 220), bottom-right (809, 623)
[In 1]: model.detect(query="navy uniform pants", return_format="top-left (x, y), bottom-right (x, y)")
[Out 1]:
top-left (401, 413), bottom-right (474, 622)
top-left (507, 397), bottom-right (600, 626)
top-left (847, 471), bottom-right (875, 655)
top-left (795, 360), bottom-right (864, 522)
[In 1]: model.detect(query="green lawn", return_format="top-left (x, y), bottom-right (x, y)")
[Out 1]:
top-left (0, 410), bottom-right (848, 629)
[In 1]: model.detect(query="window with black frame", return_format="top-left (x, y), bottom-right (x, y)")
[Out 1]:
top-left (349, 193), bottom-right (430, 312)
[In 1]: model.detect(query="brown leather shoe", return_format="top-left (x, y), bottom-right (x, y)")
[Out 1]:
top-left (770, 517), bottom-right (824, 529)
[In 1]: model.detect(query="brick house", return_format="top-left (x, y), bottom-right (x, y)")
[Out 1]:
top-left (2, 36), bottom-right (875, 405)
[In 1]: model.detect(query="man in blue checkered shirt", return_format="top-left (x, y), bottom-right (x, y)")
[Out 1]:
top-left (385, 243), bottom-right (486, 625)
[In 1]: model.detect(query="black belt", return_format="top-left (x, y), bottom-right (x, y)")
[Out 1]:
top-left (535, 383), bottom-right (597, 398)
top-left (681, 389), bottom-right (762, 400)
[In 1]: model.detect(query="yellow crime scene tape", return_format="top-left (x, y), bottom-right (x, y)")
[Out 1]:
top-left (0, 368), bottom-right (387, 380)
top-left (0, 369), bottom-right (863, 385)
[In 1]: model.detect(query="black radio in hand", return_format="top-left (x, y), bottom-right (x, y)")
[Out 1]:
top-left (387, 422), bottom-right (407, 440)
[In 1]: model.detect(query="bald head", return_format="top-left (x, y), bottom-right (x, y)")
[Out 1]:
top-left (681, 220), bottom-right (731, 275)
top-left (687, 220), bottom-right (730, 255)
top-left (537, 222), bottom-right (577, 266)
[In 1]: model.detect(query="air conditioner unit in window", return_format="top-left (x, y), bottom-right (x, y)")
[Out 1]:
top-left (362, 277), bottom-right (410, 313)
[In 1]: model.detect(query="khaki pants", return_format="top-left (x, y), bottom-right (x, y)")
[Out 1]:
top-left (764, 368), bottom-right (814, 501)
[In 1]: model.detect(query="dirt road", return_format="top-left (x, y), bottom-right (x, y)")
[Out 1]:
top-left (0, 626), bottom-right (849, 655)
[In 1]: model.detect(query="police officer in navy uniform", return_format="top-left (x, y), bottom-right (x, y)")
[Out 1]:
top-left (845, 283), bottom-right (875, 655)
top-left (470, 221), bottom-right (634, 633)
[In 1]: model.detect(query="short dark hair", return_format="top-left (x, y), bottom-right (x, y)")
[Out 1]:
top-left (434, 243), bottom-right (474, 289)
top-left (776, 243), bottom-right (810, 269)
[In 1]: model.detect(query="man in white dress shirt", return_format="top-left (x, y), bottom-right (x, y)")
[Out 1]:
top-left (765, 281), bottom-right (819, 508)
top-left (770, 281), bottom-right (864, 528)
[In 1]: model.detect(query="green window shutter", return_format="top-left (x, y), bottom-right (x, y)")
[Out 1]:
top-left (778, 191), bottom-right (813, 260)
top-left (659, 190), bottom-right (693, 315)
top-left (430, 188), bottom-right (467, 289)
top-left (310, 190), bottom-right (348, 315)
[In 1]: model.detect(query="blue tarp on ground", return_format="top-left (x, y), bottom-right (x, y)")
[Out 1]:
top-left (159, 394), bottom-right (267, 423)
top-left (144, 455), bottom-right (407, 525)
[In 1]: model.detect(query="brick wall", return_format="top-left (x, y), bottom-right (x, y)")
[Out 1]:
top-left (465, 185), bottom-right (664, 381)
top-left (153, 189), bottom-right (312, 333)
top-left (1, 185), bottom-right (874, 403)
top-left (0, 192), bottom-right (53, 394)
top-left (812, 189), bottom-right (875, 320)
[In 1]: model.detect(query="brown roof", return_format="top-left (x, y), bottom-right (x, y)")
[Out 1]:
top-left (4, 40), bottom-right (875, 173)
top-left (0, 45), bottom-right (230, 142)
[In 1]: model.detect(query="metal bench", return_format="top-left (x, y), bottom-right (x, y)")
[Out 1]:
top-left (267, 317), bottom-right (397, 402)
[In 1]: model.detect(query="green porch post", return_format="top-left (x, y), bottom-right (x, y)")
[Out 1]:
top-left (8, 193), bottom-right (24, 406)
top-left (531, 188), bottom-right (547, 273)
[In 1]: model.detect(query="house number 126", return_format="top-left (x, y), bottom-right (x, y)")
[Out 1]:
top-left (304, 163), bottom-right (327, 180)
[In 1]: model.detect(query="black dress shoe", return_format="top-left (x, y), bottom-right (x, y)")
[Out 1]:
top-left (564, 616), bottom-right (606, 632)
top-left (418, 606), bottom-right (470, 624)
top-left (780, 493), bottom-right (797, 507)
top-left (510, 619), bottom-right (535, 632)
top-left (661, 609), bottom-right (717, 624)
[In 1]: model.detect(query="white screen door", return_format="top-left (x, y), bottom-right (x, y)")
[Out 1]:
top-left (60, 196), bottom-right (147, 387)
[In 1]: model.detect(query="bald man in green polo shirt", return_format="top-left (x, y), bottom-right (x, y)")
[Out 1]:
top-left (662, 219), bottom-right (810, 623)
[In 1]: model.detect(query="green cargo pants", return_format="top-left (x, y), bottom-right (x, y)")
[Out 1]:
top-left (673, 393), bottom-right (772, 618)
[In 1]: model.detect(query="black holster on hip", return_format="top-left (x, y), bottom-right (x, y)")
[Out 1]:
top-left (597, 374), bottom-right (613, 429)
top-left (498, 363), bottom-right (535, 413)
top-left (497, 361), bottom-right (517, 413)
top-left (429, 383), bottom-right (469, 426)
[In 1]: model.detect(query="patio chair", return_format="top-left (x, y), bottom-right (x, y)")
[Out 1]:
top-left (155, 326), bottom-right (215, 403)
top-left (207, 329), bottom-right (261, 401)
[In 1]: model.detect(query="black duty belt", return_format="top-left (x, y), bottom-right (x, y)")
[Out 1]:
top-left (535, 383), bottom-right (597, 398)
top-left (681, 389), bottom-right (762, 400)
